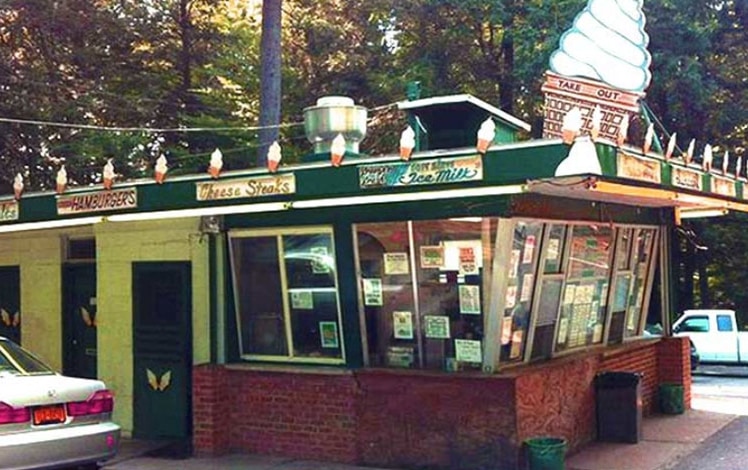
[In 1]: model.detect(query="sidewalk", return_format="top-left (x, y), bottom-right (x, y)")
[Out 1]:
top-left (566, 408), bottom-right (737, 470)
top-left (103, 408), bottom-right (737, 470)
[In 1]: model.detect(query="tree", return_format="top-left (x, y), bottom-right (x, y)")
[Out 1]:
top-left (257, 0), bottom-right (282, 166)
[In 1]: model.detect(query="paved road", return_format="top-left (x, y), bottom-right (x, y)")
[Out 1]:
top-left (667, 416), bottom-right (748, 470)
top-left (670, 368), bottom-right (748, 469)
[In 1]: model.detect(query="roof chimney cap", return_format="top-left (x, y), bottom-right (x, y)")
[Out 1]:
top-left (316, 96), bottom-right (355, 107)
top-left (304, 96), bottom-right (367, 155)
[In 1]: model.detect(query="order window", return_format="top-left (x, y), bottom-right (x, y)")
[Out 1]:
top-left (229, 227), bottom-right (344, 363)
top-left (355, 218), bottom-right (496, 371)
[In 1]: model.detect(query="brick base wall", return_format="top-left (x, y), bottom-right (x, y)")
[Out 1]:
top-left (657, 336), bottom-right (692, 409)
top-left (355, 371), bottom-right (518, 469)
top-left (193, 337), bottom-right (691, 469)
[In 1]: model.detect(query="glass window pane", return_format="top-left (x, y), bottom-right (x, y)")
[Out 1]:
top-left (624, 229), bottom-right (656, 337)
top-left (556, 224), bottom-right (612, 352)
top-left (283, 233), bottom-right (342, 358)
top-left (530, 278), bottom-right (563, 361)
top-left (716, 315), bottom-right (733, 332)
top-left (500, 221), bottom-right (543, 363)
top-left (230, 236), bottom-right (288, 356)
top-left (682, 317), bottom-right (709, 332)
top-left (544, 225), bottom-right (567, 274)
top-left (356, 222), bottom-right (416, 368)
top-left (414, 218), bottom-right (494, 371)
top-left (616, 228), bottom-right (634, 271)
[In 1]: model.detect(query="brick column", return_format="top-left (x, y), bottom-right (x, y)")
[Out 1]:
top-left (193, 364), bottom-right (230, 455)
top-left (656, 337), bottom-right (692, 409)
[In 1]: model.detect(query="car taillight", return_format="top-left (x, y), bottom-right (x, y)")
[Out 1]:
top-left (67, 390), bottom-right (114, 416)
top-left (0, 401), bottom-right (30, 424)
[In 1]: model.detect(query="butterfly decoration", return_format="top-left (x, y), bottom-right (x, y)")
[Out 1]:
top-left (147, 368), bottom-right (172, 392)
top-left (80, 307), bottom-right (96, 328)
top-left (1, 308), bottom-right (20, 327)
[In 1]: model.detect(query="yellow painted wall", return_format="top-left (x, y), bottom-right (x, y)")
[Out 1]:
top-left (95, 218), bottom-right (210, 436)
top-left (0, 226), bottom-right (94, 370)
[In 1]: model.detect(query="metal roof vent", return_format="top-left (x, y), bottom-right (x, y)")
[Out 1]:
top-left (303, 96), bottom-right (367, 155)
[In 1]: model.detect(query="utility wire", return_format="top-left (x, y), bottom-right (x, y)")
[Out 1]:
top-left (0, 116), bottom-right (304, 133)
top-left (0, 100), bottom-right (401, 134)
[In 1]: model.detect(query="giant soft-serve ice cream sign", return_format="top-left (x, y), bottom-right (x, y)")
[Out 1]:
top-left (542, 0), bottom-right (652, 142)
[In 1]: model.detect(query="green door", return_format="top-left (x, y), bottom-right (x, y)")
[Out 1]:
top-left (63, 264), bottom-right (97, 379)
top-left (0, 266), bottom-right (21, 344)
top-left (132, 262), bottom-right (192, 442)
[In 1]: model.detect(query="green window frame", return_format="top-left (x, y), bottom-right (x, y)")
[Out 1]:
top-left (228, 226), bottom-right (345, 364)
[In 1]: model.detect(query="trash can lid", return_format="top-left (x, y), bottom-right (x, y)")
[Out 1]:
top-left (595, 371), bottom-right (642, 388)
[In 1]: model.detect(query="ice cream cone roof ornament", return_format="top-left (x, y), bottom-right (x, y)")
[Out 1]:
top-left (736, 155), bottom-right (742, 179)
top-left (476, 118), bottom-right (496, 154)
top-left (56, 165), bottom-right (67, 194)
top-left (103, 159), bottom-right (115, 190)
top-left (554, 135), bottom-right (602, 177)
top-left (330, 133), bottom-right (346, 167)
top-left (722, 150), bottom-right (729, 175)
top-left (702, 144), bottom-right (713, 172)
top-left (154, 155), bottom-right (168, 184)
top-left (685, 139), bottom-right (695, 166)
top-left (400, 126), bottom-right (416, 160)
top-left (549, 0), bottom-right (652, 93)
top-left (208, 148), bottom-right (223, 178)
top-left (267, 141), bottom-right (282, 173)
top-left (665, 133), bottom-right (677, 160)
top-left (12, 173), bottom-right (23, 200)
top-left (643, 123), bottom-right (654, 154)
top-left (561, 107), bottom-right (582, 144)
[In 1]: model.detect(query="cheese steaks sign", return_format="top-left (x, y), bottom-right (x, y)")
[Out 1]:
top-left (358, 155), bottom-right (483, 189)
top-left (57, 188), bottom-right (137, 215)
top-left (196, 174), bottom-right (296, 201)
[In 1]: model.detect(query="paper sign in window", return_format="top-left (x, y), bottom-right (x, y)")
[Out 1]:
top-left (510, 330), bottom-right (524, 359)
top-left (363, 278), bottom-right (383, 306)
top-left (522, 235), bottom-right (536, 264)
top-left (393, 311), bottom-right (414, 339)
top-left (290, 290), bottom-right (313, 309)
top-left (505, 285), bottom-right (517, 309)
top-left (459, 247), bottom-right (478, 275)
top-left (384, 252), bottom-right (410, 275)
top-left (455, 339), bottom-right (482, 363)
top-left (459, 285), bottom-right (481, 315)
top-left (319, 321), bottom-right (339, 348)
top-left (420, 245), bottom-right (444, 269)
top-left (501, 316), bottom-right (513, 345)
top-left (310, 246), bottom-right (331, 274)
top-left (520, 274), bottom-right (534, 302)
top-left (424, 315), bottom-right (450, 339)
top-left (509, 250), bottom-right (521, 278)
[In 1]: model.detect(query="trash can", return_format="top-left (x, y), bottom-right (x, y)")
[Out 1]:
top-left (659, 383), bottom-right (685, 415)
top-left (525, 437), bottom-right (567, 470)
top-left (595, 371), bottom-right (642, 443)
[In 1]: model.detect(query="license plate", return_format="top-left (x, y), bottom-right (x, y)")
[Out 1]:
top-left (33, 405), bottom-right (66, 425)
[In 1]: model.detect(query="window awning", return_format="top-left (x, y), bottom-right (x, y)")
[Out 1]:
top-left (526, 175), bottom-right (748, 220)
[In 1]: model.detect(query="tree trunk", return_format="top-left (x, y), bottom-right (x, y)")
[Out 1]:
top-left (680, 238), bottom-right (695, 311)
top-left (257, 0), bottom-right (282, 167)
top-left (697, 251), bottom-right (711, 307)
top-left (178, 0), bottom-right (193, 112)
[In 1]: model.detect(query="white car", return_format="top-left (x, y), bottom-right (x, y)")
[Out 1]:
top-left (0, 336), bottom-right (120, 469)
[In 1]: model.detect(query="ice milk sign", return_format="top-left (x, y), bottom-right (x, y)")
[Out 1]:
top-left (358, 155), bottom-right (483, 189)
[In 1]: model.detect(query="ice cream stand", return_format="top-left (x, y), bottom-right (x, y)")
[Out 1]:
top-left (0, 0), bottom-right (741, 468)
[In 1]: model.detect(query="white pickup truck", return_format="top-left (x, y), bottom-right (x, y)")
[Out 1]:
top-left (673, 309), bottom-right (748, 363)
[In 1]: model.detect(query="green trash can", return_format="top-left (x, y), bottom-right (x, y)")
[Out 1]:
top-left (659, 383), bottom-right (685, 414)
top-left (525, 436), bottom-right (567, 470)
